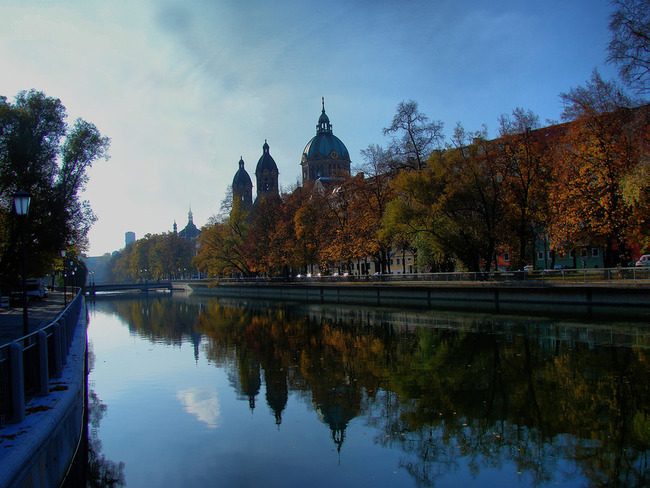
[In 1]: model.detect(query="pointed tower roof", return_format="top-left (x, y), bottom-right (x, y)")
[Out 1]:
top-left (233, 157), bottom-right (253, 188)
top-left (255, 140), bottom-right (279, 175)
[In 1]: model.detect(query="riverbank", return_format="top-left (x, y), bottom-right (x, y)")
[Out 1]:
top-left (186, 281), bottom-right (650, 321)
top-left (0, 294), bottom-right (87, 488)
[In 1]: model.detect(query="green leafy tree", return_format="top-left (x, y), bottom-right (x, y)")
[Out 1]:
top-left (193, 197), bottom-right (252, 278)
top-left (384, 125), bottom-right (508, 272)
top-left (0, 90), bottom-right (109, 289)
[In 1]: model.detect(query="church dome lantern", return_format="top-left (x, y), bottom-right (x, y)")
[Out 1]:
top-left (301, 98), bottom-right (351, 184)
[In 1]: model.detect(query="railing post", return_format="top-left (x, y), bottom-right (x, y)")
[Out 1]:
top-left (62, 316), bottom-right (70, 366)
top-left (63, 312), bottom-right (71, 355)
top-left (37, 330), bottom-right (49, 396)
top-left (8, 342), bottom-right (25, 424)
top-left (52, 322), bottom-right (63, 378)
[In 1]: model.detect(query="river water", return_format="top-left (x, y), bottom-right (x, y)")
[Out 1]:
top-left (86, 292), bottom-right (649, 488)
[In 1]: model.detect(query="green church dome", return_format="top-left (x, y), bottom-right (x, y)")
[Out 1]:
top-left (302, 101), bottom-right (350, 163)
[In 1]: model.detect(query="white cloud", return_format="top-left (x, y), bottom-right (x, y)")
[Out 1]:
top-left (177, 387), bottom-right (222, 429)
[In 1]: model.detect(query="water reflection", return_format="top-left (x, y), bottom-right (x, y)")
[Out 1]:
top-left (88, 294), bottom-right (649, 487)
top-left (87, 347), bottom-right (126, 488)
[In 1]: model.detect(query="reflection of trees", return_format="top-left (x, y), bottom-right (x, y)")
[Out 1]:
top-left (375, 327), bottom-right (650, 488)
top-left (87, 347), bottom-right (126, 488)
top-left (90, 295), bottom-right (203, 350)
top-left (96, 295), bottom-right (649, 487)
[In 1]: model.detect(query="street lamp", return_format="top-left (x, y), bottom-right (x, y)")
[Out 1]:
top-left (13, 191), bottom-right (31, 336)
top-left (61, 249), bottom-right (67, 306)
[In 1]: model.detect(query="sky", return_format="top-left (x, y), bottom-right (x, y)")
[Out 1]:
top-left (1, 0), bottom-right (621, 257)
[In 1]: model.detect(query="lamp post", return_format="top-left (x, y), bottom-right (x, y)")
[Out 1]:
top-left (13, 191), bottom-right (31, 336)
top-left (61, 249), bottom-right (67, 306)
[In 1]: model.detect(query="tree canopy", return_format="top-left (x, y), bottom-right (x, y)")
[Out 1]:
top-left (0, 90), bottom-right (110, 290)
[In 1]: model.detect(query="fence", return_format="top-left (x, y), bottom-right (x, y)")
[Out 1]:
top-left (217, 266), bottom-right (650, 285)
top-left (0, 291), bottom-right (83, 426)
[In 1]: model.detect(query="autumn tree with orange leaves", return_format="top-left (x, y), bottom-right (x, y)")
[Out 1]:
top-left (547, 71), bottom-right (649, 266)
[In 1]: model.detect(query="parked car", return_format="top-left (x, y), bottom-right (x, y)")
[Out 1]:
top-left (26, 278), bottom-right (47, 299)
top-left (635, 254), bottom-right (650, 267)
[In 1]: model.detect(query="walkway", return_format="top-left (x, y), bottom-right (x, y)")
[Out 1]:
top-left (0, 292), bottom-right (66, 345)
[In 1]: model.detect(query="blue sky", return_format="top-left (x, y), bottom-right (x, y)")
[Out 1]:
top-left (1, 0), bottom-right (620, 256)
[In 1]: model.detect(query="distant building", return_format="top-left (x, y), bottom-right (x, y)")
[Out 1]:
top-left (231, 99), bottom-right (352, 209)
top-left (125, 231), bottom-right (135, 247)
top-left (178, 207), bottom-right (201, 241)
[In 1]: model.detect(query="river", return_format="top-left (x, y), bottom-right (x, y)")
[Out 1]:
top-left (85, 292), bottom-right (649, 488)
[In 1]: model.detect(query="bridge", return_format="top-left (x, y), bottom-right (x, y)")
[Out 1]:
top-left (84, 281), bottom-right (174, 295)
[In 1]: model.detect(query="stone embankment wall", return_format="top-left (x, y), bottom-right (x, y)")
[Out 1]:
top-left (187, 282), bottom-right (650, 320)
top-left (0, 301), bottom-right (87, 488)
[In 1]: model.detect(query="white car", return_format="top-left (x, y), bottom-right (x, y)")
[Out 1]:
top-left (635, 254), bottom-right (650, 267)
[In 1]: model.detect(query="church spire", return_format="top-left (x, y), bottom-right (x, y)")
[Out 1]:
top-left (317, 97), bottom-right (332, 134)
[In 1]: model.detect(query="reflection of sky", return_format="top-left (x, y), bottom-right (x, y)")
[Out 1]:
top-left (177, 387), bottom-right (221, 429)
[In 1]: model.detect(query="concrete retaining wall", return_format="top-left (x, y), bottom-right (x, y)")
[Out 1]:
top-left (188, 283), bottom-right (650, 320)
top-left (0, 300), bottom-right (87, 488)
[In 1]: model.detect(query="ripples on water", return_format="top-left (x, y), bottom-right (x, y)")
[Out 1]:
top-left (86, 294), bottom-right (649, 488)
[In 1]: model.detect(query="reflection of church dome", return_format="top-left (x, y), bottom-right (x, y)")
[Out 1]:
top-left (265, 368), bottom-right (288, 425)
top-left (301, 98), bottom-right (351, 183)
top-left (314, 383), bottom-right (358, 452)
top-left (316, 401), bottom-right (356, 452)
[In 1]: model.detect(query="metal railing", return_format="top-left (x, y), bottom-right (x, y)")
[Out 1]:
top-left (0, 291), bottom-right (83, 427)
top-left (215, 266), bottom-right (650, 285)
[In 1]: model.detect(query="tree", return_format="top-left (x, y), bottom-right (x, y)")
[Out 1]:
top-left (384, 124), bottom-right (509, 272)
top-left (438, 125), bottom-right (509, 271)
top-left (193, 196), bottom-right (253, 278)
top-left (382, 100), bottom-right (444, 171)
top-left (357, 145), bottom-right (397, 273)
top-left (0, 90), bottom-right (109, 289)
top-left (498, 108), bottom-right (552, 269)
top-left (548, 71), bottom-right (648, 266)
top-left (267, 185), bottom-right (316, 276)
top-left (244, 193), bottom-right (282, 276)
top-left (607, 0), bottom-right (650, 95)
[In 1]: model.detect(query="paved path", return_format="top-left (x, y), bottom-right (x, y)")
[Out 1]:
top-left (0, 291), bottom-right (66, 345)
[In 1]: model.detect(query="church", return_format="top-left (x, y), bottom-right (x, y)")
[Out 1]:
top-left (232, 98), bottom-right (351, 208)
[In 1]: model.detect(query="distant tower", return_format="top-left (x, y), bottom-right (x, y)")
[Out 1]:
top-left (255, 140), bottom-right (279, 200)
top-left (178, 207), bottom-right (200, 240)
top-left (301, 98), bottom-right (351, 184)
top-left (125, 231), bottom-right (135, 247)
top-left (232, 157), bottom-right (253, 210)
top-left (173, 220), bottom-right (178, 234)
